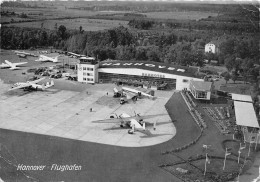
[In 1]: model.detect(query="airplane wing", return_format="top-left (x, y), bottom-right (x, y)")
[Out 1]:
top-left (4, 60), bottom-right (26, 69)
top-left (131, 114), bottom-right (167, 120)
top-left (36, 55), bottom-right (47, 61)
top-left (92, 118), bottom-right (123, 123)
top-left (12, 62), bottom-right (28, 66)
top-left (125, 93), bottom-right (135, 100)
top-left (92, 114), bottom-right (167, 124)
top-left (8, 83), bottom-right (32, 91)
top-left (9, 67), bottom-right (20, 70)
top-left (30, 77), bottom-right (45, 84)
top-left (123, 92), bottom-right (137, 100)
top-left (0, 63), bottom-right (9, 68)
top-left (4, 60), bottom-right (14, 67)
top-left (138, 114), bottom-right (166, 119)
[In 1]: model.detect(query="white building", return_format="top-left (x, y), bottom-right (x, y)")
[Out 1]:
top-left (77, 59), bottom-right (206, 91)
top-left (205, 41), bottom-right (220, 54)
top-left (77, 57), bottom-right (98, 84)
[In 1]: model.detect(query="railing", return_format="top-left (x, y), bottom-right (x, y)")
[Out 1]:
top-left (181, 91), bottom-right (206, 129)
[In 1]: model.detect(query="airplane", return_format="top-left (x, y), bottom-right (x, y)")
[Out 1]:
top-left (9, 77), bottom-right (54, 91)
top-left (14, 50), bottom-right (31, 56)
top-left (122, 87), bottom-right (154, 99)
top-left (92, 112), bottom-right (166, 134)
top-left (67, 52), bottom-right (85, 58)
top-left (17, 53), bottom-right (27, 58)
top-left (35, 55), bottom-right (60, 63)
top-left (14, 50), bottom-right (37, 57)
top-left (113, 87), bottom-right (154, 104)
top-left (0, 60), bottom-right (28, 70)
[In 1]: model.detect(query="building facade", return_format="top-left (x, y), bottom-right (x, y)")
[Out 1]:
top-left (77, 59), bottom-right (205, 91)
top-left (77, 57), bottom-right (98, 84)
top-left (205, 41), bottom-right (220, 54)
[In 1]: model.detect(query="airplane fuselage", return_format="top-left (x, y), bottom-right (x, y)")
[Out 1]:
top-left (13, 82), bottom-right (44, 91)
top-left (119, 113), bottom-right (144, 131)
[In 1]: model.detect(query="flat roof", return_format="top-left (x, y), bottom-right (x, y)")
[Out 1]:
top-left (234, 101), bottom-right (259, 128)
top-left (190, 80), bottom-right (212, 91)
top-left (79, 57), bottom-right (95, 60)
top-left (232, 93), bottom-right (252, 103)
top-left (99, 60), bottom-right (202, 78)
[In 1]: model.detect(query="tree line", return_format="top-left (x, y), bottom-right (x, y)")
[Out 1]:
top-left (1, 25), bottom-right (259, 79)
top-left (1, 25), bottom-right (69, 50)
top-left (126, 18), bottom-right (259, 34)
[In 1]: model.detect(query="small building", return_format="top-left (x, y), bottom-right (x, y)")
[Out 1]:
top-left (189, 80), bottom-right (212, 100)
top-left (205, 41), bottom-right (221, 54)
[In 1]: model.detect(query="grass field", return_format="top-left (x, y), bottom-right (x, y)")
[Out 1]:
top-left (5, 18), bottom-right (129, 31)
top-left (1, 7), bottom-right (124, 21)
top-left (141, 11), bottom-right (219, 20)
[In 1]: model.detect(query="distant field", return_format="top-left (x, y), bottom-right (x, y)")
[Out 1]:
top-left (1, 7), bottom-right (123, 19)
top-left (5, 18), bottom-right (129, 31)
top-left (142, 11), bottom-right (219, 20)
top-left (1, 7), bottom-right (129, 24)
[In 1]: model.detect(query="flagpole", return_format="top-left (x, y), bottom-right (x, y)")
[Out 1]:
top-left (203, 144), bottom-right (211, 176)
top-left (255, 131), bottom-right (259, 151)
top-left (223, 147), bottom-right (231, 170)
top-left (238, 142), bottom-right (246, 164)
top-left (248, 132), bottom-right (253, 157)
top-left (204, 153), bottom-right (207, 176)
top-left (238, 143), bottom-right (241, 164)
top-left (223, 148), bottom-right (227, 170)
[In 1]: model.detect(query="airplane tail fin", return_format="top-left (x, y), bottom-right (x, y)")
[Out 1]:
top-left (35, 57), bottom-right (41, 61)
top-left (132, 125), bottom-right (135, 132)
top-left (50, 80), bottom-right (54, 86)
top-left (54, 56), bottom-right (60, 62)
top-left (5, 60), bottom-right (12, 65)
top-left (45, 80), bottom-right (54, 88)
top-left (153, 120), bottom-right (157, 131)
top-left (113, 88), bottom-right (118, 93)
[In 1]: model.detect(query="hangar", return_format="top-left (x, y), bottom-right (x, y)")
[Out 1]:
top-left (77, 59), bottom-right (205, 90)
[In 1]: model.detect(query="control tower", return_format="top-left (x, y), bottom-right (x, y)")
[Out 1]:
top-left (77, 57), bottom-right (99, 84)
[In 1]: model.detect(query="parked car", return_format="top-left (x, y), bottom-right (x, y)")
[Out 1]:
top-left (50, 73), bottom-right (62, 79)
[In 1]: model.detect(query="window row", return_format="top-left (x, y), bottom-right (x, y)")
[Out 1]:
top-left (83, 72), bottom-right (94, 76)
top-left (83, 78), bottom-right (94, 81)
top-left (83, 67), bottom-right (94, 71)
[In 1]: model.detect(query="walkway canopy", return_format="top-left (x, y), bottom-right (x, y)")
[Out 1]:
top-left (232, 93), bottom-right (252, 103)
top-left (234, 101), bottom-right (259, 128)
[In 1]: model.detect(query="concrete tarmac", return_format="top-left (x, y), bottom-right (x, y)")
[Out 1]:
top-left (0, 80), bottom-right (176, 147)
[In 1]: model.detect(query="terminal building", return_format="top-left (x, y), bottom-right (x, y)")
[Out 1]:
top-left (77, 59), bottom-right (206, 91)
